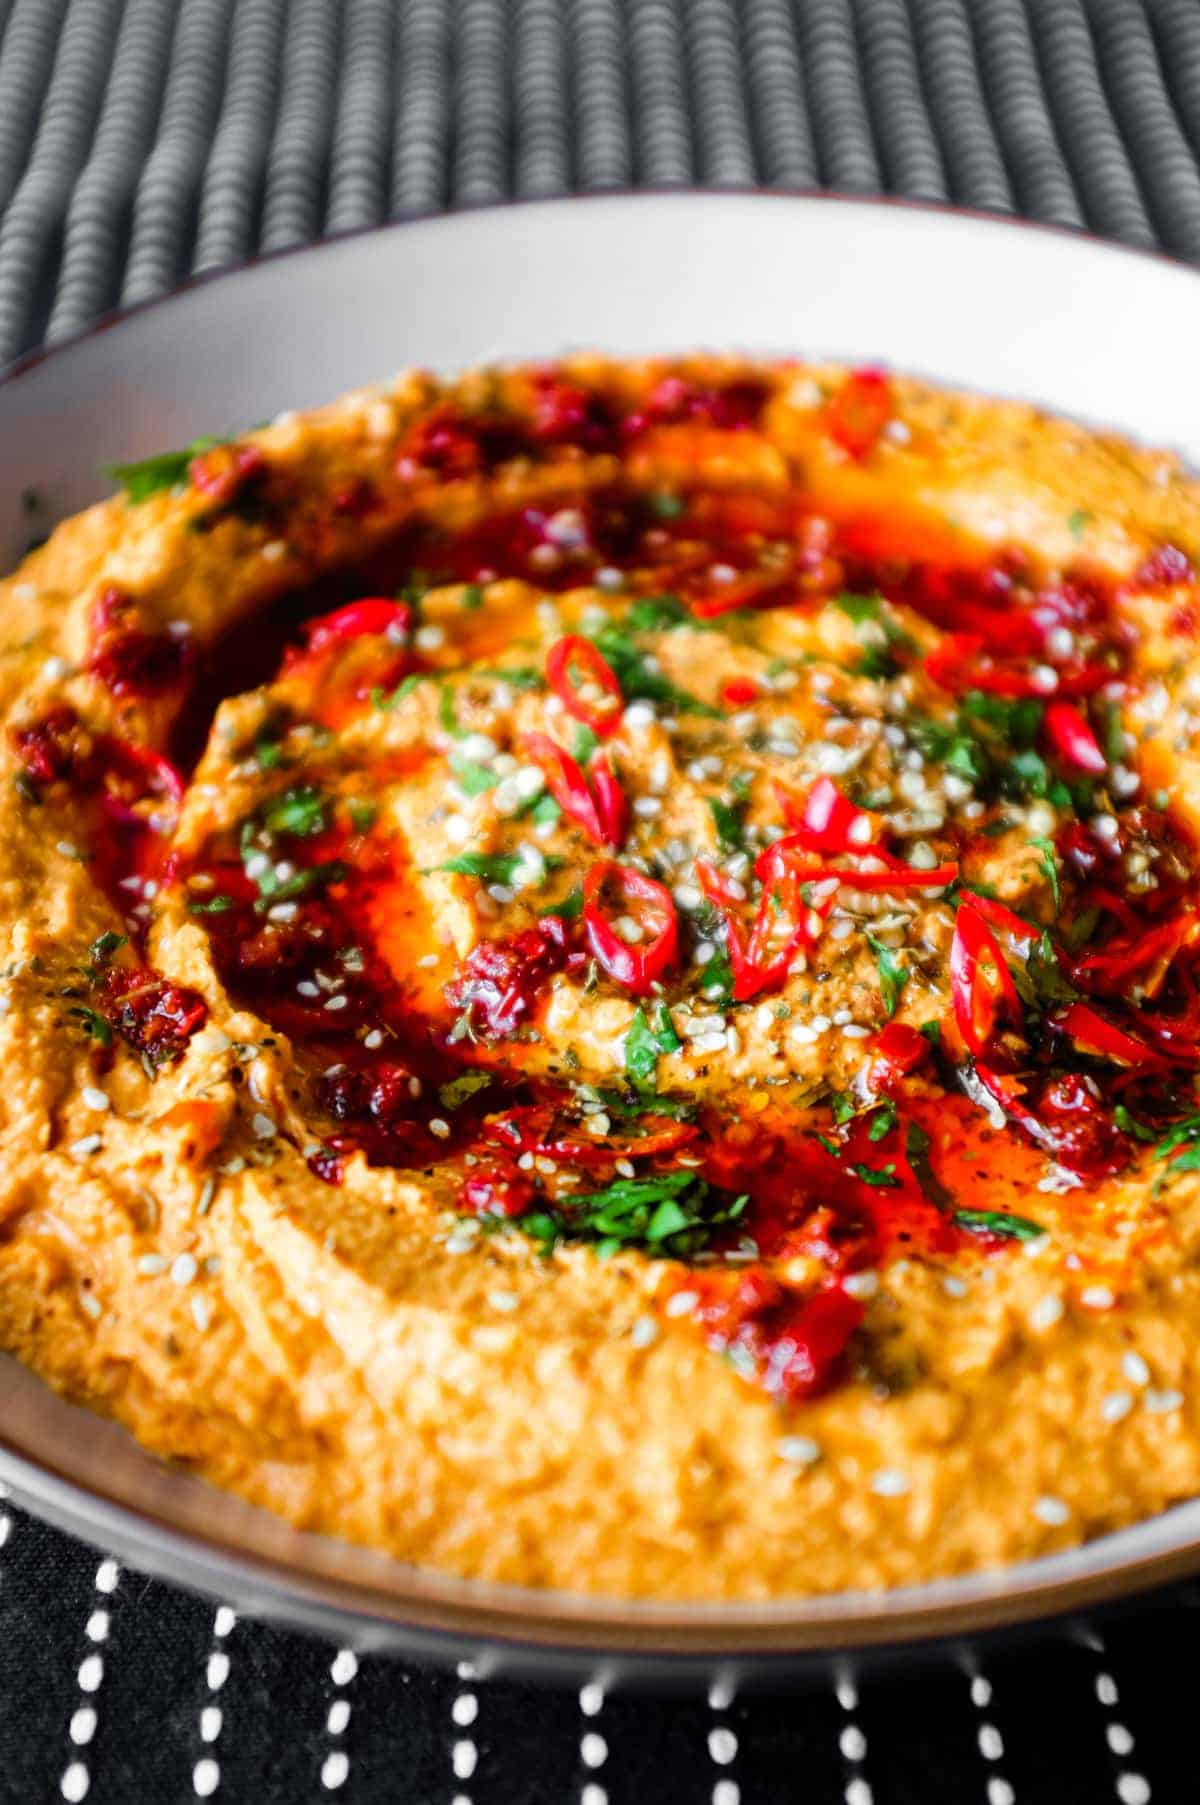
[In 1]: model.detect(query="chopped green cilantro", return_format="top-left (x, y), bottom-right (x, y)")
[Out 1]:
top-left (905, 1121), bottom-right (955, 1211)
top-left (187, 894), bottom-right (235, 914)
top-left (451, 758), bottom-right (500, 795)
top-left (626, 593), bottom-right (692, 632)
top-left (708, 795), bottom-right (745, 852)
top-left (437, 1070), bottom-right (493, 1110)
top-left (850, 1162), bottom-right (899, 1188)
top-left (435, 851), bottom-right (563, 885)
top-left (865, 932), bottom-right (908, 1020)
top-left (517, 1169), bottom-right (747, 1261)
top-left (260, 785), bottom-right (327, 838)
top-left (954, 1207), bottom-right (1045, 1242)
top-left (587, 621), bottom-right (721, 718)
top-left (105, 435), bottom-right (228, 503)
top-left (1030, 835), bottom-right (1061, 910)
top-left (624, 1002), bottom-right (682, 1089)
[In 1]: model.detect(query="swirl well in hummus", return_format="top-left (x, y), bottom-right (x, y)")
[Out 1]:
top-left (4, 357), bottom-right (1200, 1600)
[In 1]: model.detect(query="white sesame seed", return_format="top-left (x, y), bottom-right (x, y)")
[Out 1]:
top-left (69, 1134), bottom-right (102, 1158)
top-left (777, 1435), bottom-right (821, 1467)
top-left (190, 1295), bottom-right (211, 1332)
top-left (665, 1290), bottom-right (699, 1318)
top-left (251, 1112), bottom-right (276, 1139)
top-left (415, 624), bottom-right (445, 651)
top-left (1122, 1350), bottom-right (1151, 1387)
top-left (170, 1253), bottom-right (198, 1286)
top-left (137, 1254), bottom-right (168, 1276)
top-left (1101, 1391), bottom-right (1133, 1423)
top-left (428, 1118), bottom-right (451, 1139)
top-left (871, 1469), bottom-right (910, 1497)
top-left (843, 1271), bottom-right (878, 1300)
top-left (1030, 1294), bottom-right (1064, 1330)
top-left (942, 1275), bottom-right (969, 1298)
top-left (1033, 1495), bottom-right (1070, 1526)
top-left (623, 701), bottom-right (656, 728)
top-left (459, 731), bottom-right (496, 760)
top-left (1143, 1388), bottom-right (1184, 1414)
top-left (487, 1291), bottom-right (518, 1313)
top-left (42, 656), bottom-right (71, 682)
top-left (630, 1316), bottom-right (659, 1348)
top-left (79, 1291), bottom-right (101, 1320)
top-left (1080, 1284), bottom-right (1115, 1310)
top-left (81, 1087), bottom-right (109, 1112)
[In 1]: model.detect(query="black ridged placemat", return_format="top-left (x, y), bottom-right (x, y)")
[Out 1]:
top-left (3, 2), bottom-right (1200, 1801)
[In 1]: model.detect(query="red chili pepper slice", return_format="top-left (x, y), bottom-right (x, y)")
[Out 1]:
top-left (1073, 912), bottom-right (1198, 997)
top-left (1053, 1001), bottom-right (1169, 1069)
top-left (690, 574), bottom-right (799, 620)
top-left (950, 903), bottom-right (1023, 1057)
top-left (867, 1021), bottom-right (931, 1090)
top-left (779, 776), bottom-right (879, 854)
top-left (695, 857), bottom-right (813, 1001)
top-left (756, 838), bottom-right (959, 895)
top-left (303, 597), bottom-right (412, 655)
top-left (546, 635), bottom-right (624, 737)
top-left (721, 677), bottom-right (760, 706)
top-left (97, 736), bottom-right (186, 827)
top-left (824, 368), bottom-right (892, 461)
top-left (522, 731), bottom-right (627, 848)
top-left (1044, 700), bottom-right (1107, 775)
top-left (958, 892), bottom-right (1042, 952)
top-left (582, 861), bottom-right (679, 995)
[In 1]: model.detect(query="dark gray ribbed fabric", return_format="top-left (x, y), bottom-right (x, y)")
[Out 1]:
top-left (0, 0), bottom-right (1197, 364)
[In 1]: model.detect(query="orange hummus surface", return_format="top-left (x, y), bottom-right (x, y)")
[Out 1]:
top-left (2, 356), bottom-right (1200, 1599)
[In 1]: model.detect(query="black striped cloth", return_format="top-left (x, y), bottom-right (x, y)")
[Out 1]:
top-left (2, 3), bottom-right (1200, 1801)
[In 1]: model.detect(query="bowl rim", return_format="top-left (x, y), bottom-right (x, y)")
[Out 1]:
top-left (4, 187), bottom-right (1200, 1661)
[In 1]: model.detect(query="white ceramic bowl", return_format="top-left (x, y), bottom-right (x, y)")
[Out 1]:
top-left (3, 193), bottom-right (1200, 1678)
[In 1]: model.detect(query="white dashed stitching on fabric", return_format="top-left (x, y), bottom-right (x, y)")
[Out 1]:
top-left (321, 1647), bottom-right (358, 1790)
top-left (58, 1555), bottom-right (118, 1802)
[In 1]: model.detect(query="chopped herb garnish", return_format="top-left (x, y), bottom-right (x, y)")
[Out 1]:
top-left (850, 1161), bottom-right (899, 1188)
top-left (1114, 1104), bottom-right (1156, 1142)
top-left (624, 1002), bottom-right (682, 1089)
top-left (1067, 508), bottom-right (1093, 539)
top-left (435, 851), bottom-right (563, 885)
top-left (187, 894), bottom-right (235, 914)
top-left (708, 795), bottom-right (745, 852)
top-left (648, 492), bottom-right (685, 520)
top-left (540, 884), bottom-right (583, 920)
top-left (571, 722), bottom-right (599, 763)
top-left (865, 932), bottom-right (908, 1020)
top-left (438, 685), bottom-right (466, 738)
top-left (372, 672), bottom-right (428, 710)
top-left (346, 798), bottom-right (377, 833)
top-left (460, 584), bottom-right (485, 611)
top-left (254, 736), bottom-right (284, 770)
top-left (1031, 835), bottom-right (1061, 910)
top-left (700, 946), bottom-right (735, 1007)
top-left (88, 931), bottom-right (126, 966)
top-left (626, 593), bottom-right (691, 632)
top-left (867, 1100), bottom-right (898, 1141)
top-left (526, 793), bottom-right (561, 827)
top-left (105, 435), bottom-right (228, 503)
top-left (67, 1006), bottom-right (112, 1049)
top-left (437, 1070), bottom-right (493, 1110)
top-left (516, 1168), bottom-right (747, 1261)
top-left (905, 1121), bottom-right (955, 1211)
top-left (260, 785), bottom-right (327, 838)
top-left (252, 861), bottom-right (346, 913)
top-left (954, 1207), bottom-right (1045, 1242)
top-left (587, 621), bottom-right (721, 718)
top-left (451, 758), bottom-right (500, 795)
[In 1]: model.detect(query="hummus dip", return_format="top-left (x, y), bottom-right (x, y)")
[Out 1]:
top-left (4, 356), bottom-right (1200, 1600)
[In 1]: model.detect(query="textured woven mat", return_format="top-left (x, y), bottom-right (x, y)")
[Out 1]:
top-left (3, 2), bottom-right (1200, 1801)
